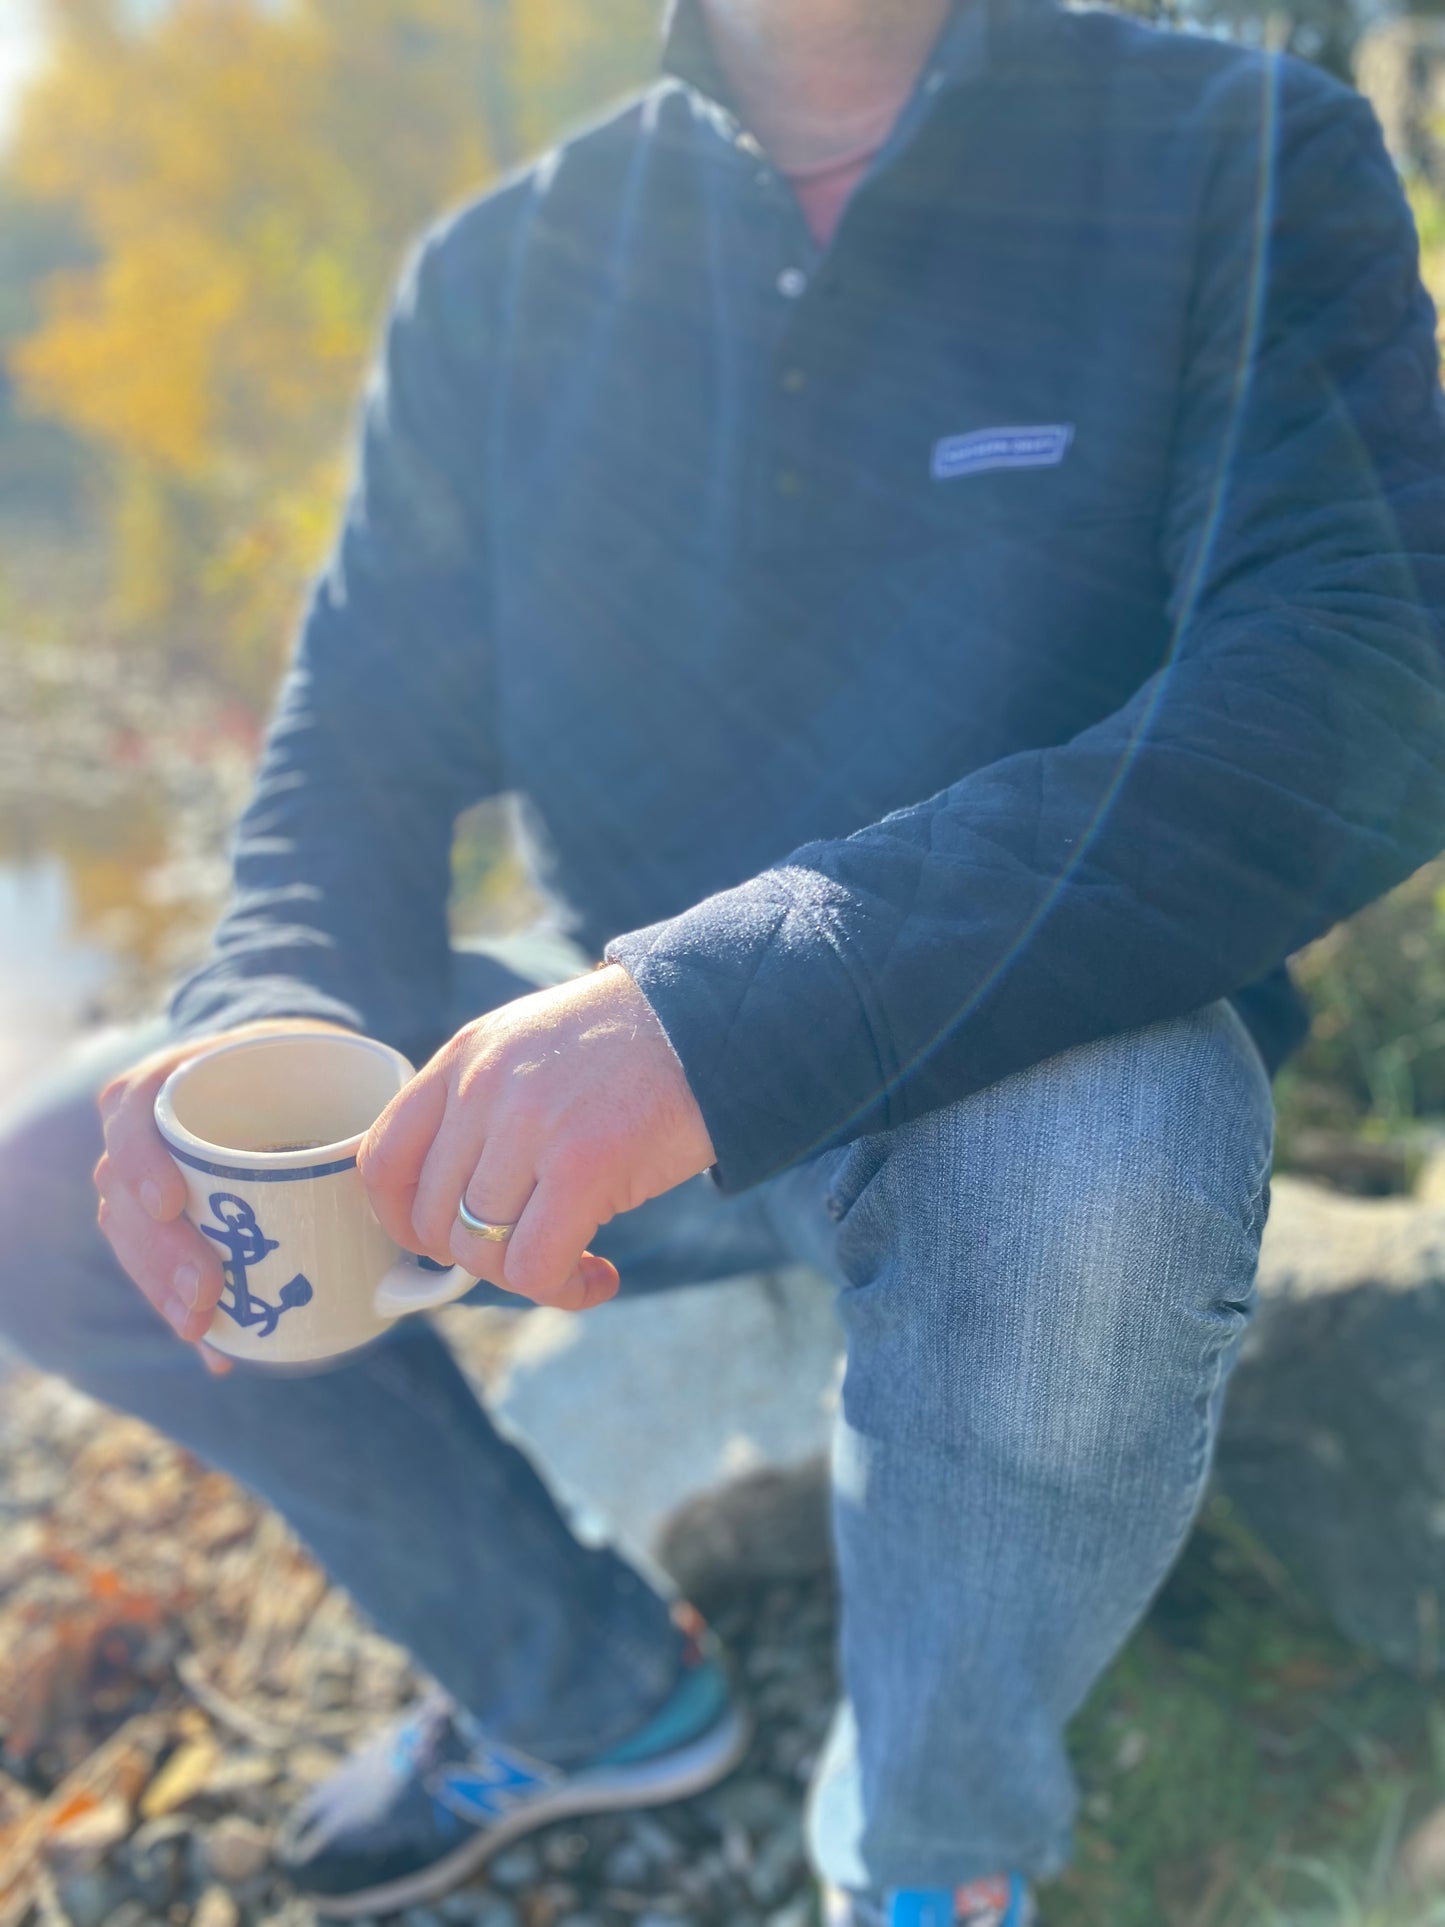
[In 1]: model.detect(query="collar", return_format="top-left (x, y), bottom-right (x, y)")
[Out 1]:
top-left (659, 0), bottom-right (997, 109)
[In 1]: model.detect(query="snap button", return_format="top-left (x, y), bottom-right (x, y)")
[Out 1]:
top-left (777, 267), bottom-right (808, 299)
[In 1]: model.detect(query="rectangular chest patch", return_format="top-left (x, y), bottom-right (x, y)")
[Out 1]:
top-left (931, 423), bottom-right (1074, 482)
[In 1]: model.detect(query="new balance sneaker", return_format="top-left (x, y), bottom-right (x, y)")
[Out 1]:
top-left (824, 1875), bottom-right (1037, 1927)
top-left (278, 1620), bottom-right (748, 1917)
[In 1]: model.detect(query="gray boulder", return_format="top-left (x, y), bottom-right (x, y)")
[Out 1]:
top-left (1216, 1175), bottom-right (1445, 1672)
top-left (488, 1271), bottom-right (839, 1594)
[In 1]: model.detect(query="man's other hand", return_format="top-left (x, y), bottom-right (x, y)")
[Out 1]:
top-left (357, 966), bottom-right (716, 1313)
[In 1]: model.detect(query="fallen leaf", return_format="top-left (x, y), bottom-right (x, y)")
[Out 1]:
top-left (42, 1795), bottom-right (131, 1872)
top-left (140, 1736), bottom-right (222, 1820)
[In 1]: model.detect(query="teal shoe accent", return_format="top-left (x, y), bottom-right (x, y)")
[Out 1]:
top-left (591, 1654), bottom-right (732, 1766)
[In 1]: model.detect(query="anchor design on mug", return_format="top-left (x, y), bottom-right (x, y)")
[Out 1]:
top-left (200, 1191), bottom-right (314, 1339)
top-left (156, 1031), bottom-right (480, 1365)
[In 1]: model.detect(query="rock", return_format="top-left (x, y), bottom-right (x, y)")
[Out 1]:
top-left (492, 1270), bottom-right (840, 1572)
top-left (54, 1871), bottom-right (122, 1927)
top-left (255, 1904), bottom-right (319, 1927)
top-left (707, 1777), bottom-right (793, 1839)
top-left (525, 1885), bottom-right (579, 1922)
top-left (437, 1897), bottom-right (518, 1927)
top-left (746, 1822), bottom-right (804, 1907)
top-left (539, 1831), bottom-right (589, 1874)
top-left (1217, 1176), bottom-right (1445, 1670)
top-left (202, 1815), bottom-right (271, 1888)
top-left (485, 1843), bottom-right (541, 1889)
top-left (600, 1839), bottom-right (651, 1888)
top-left (193, 1887), bottom-right (242, 1927)
top-left (126, 1815), bottom-right (193, 1908)
top-left (625, 1817), bottom-right (683, 1868)
top-left (99, 1905), bottom-right (153, 1927)
top-left (767, 1906), bottom-right (815, 1927)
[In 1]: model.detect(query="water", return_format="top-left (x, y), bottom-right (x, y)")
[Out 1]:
top-left (0, 856), bottom-right (116, 1100)
top-left (0, 642), bottom-right (539, 1117)
top-left (0, 642), bottom-right (265, 1110)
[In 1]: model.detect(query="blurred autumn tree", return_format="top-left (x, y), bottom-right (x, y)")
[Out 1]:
top-left (2, 0), bottom-right (657, 699)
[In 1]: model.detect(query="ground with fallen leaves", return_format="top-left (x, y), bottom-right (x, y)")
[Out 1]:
top-left (6, 1356), bottom-right (1445, 1927)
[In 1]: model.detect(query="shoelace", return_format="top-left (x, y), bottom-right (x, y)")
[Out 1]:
top-left (387, 1693), bottom-right (460, 1777)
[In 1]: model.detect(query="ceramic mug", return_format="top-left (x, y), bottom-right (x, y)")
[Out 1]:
top-left (154, 1029), bottom-right (478, 1366)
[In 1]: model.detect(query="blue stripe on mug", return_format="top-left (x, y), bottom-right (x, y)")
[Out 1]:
top-left (163, 1143), bottom-right (358, 1183)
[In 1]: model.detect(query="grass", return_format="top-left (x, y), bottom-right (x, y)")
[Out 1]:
top-left (1045, 1503), bottom-right (1445, 1927)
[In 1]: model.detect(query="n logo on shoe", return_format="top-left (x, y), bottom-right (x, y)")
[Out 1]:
top-left (430, 1754), bottom-right (549, 1822)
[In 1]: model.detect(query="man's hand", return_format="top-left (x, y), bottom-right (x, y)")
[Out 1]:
top-left (358, 965), bottom-right (715, 1313)
top-left (93, 1018), bottom-right (360, 1375)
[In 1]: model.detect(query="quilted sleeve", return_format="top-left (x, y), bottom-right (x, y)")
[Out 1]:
top-left (167, 222), bottom-right (502, 1068)
top-left (608, 55), bottom-right (1445, 1192)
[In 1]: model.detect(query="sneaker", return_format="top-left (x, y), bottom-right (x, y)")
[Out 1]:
top-left (824, 1875), bottom-right (1037, 1927)
top-left (279, 1617), bottom-right (749, 1917)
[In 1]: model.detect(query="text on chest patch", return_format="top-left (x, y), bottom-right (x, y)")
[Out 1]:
top-left (931, 424), bottom-right (1075, 482)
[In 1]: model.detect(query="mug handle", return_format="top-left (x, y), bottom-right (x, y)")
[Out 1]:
top-left (374, 1257), bottom-right (478, 1320)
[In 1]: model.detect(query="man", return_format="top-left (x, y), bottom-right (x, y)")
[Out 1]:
top-left (3, 0), bottom-right (1444, 1918)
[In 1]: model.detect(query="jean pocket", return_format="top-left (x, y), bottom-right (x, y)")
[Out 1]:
top-left (823, 1130), bottom-right (893, 1226)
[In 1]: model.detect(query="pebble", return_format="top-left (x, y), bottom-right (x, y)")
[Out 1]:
top-left (192, 1886), bottom-right (242, 1927)
top-left (203, 1815), bottom-right (272, 1887)
top-left (768, 1904), bottom-right (815, 1927)
top-left (99, 1905), bottom-right (152, 1927)
top-left (401, 1909), bottom-right (446, 1927)
top-left (435, 1894), bottom-right (518, 1927)
top-left (527, 1883), bottom-right (580, 1922)
top-left (748, 1823), bottom-right (805, 1906)
top-left (540, 1830), bottom-right (590, 1873)
top-left (486, 1843), bottom-right (542, 1889)
top-left (53, 1871), bottom-right (117, 1927)
top-left (600, 1840), bottom-right (650, 1888)
top-left (453, 1900), bottom-right (519, 1927)
top-left (286, 1746), bottom-right (345, 1786)
top-left (255, 1902), bottom-right (320, 1927)
top-left (627, 1816), bottom-right (683, 1867)
top-left (708, 1777), bottom-right (790, 1837)
top-left (126, 1815), bottom-right (193, 1908)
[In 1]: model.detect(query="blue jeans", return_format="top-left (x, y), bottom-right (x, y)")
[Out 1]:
top-left (0, 947), bottom-right (1273, 1892)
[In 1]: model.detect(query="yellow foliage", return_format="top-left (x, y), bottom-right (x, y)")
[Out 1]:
top-left (7, 0), bottom-right (656, 697)
top-left (1410, 174), bottom-right (1445, 345)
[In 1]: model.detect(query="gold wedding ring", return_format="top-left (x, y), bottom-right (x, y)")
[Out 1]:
top-left (456, 1199), bottom-right (518, 1242)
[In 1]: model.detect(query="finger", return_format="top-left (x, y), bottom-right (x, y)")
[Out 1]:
top-left (501, 1168), bottom-right (616, 1309)
top-left (99, 1073), bottom-right (191, 1224)
top-left (357, 1068), bottom-right (450, 1254)
top-left (419, 1104), bottom-right (535, 1269)
top-left (199, 1344), bottom-right (234, 1377)
top-left (97, 1178), bottom-right (225, 1344)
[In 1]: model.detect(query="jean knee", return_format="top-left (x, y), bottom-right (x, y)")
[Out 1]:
top-left (831, 1004), bottom-right (1274, 1451)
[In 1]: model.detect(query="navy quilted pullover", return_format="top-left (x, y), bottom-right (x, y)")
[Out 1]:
top-left (171, 0), bottom-right (1445, 1191)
